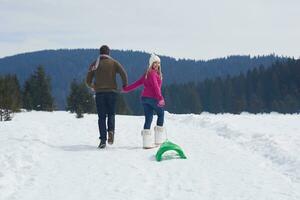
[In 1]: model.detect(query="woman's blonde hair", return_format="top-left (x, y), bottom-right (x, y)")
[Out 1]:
top-left (145, 62), bottom-right (163, 80)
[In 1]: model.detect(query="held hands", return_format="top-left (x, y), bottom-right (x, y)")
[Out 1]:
top-left (157, 99), bottom-right (165, 107)
top-left (121, 85), bottom-right (129, 93)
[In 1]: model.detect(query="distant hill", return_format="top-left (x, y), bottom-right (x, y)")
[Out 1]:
top-left (0, 49), bottom-right (287, 109)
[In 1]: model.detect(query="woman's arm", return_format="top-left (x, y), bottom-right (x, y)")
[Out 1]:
top-left (122, 74), bottom-right (145, 92)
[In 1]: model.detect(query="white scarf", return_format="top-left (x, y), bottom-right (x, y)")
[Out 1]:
top-left (91, 54), bottom-right (111, 71)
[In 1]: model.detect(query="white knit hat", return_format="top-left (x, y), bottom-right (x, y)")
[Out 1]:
top-left (149, 53), bottom-right (161, 68)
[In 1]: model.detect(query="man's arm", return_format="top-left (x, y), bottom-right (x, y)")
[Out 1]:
top-left (115, 61), bottom-right (128, 87)
top-left (85, 61), bottom-right (96, 88)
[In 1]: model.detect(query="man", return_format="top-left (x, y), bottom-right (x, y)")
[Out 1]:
top-left (86, 45), bottom-right (128, 148)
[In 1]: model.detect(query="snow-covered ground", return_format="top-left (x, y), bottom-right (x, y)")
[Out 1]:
top-left (1, 111), bottom-right (300, 200)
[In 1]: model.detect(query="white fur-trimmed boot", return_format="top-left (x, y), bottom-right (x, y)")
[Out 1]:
top-left (154, 125), bottom-right (164, 145)
top-left (141, 129), bottom-right (155, 149)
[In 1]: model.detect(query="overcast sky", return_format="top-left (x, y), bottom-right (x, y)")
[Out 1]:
top-left (1, 0), bottom-right (299, 60)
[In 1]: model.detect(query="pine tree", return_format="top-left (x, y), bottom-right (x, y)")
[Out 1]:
top-left (282, 95), bottom-right (299, 113)
top-left (0, 76), bottom-right (4, 121)
top-left (66, 79), bottom-right (96, 118)
top-left (23, 66), bottom-right (55, 111)
top-left (163, 84), bottom-right (182, 113)
top-left (222, 75), bottom-right (234, 113)
top-left (123, 90), bottom-right (143, 115)
top-left (198, 79), bottom-right (212, 112)
top-left (209, 78), bottom-right (223, 113)
top-left (0, 75), bottom-right (22, 121)
top-left (185, 83), bottom-right (202, 114)
top-left (116, 94), bottom-right (132, 115)
top-left (7, 75), bottom-right (22, 112)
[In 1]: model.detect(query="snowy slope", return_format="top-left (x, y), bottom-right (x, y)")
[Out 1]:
top-left (1, 111), bottom-right (300, 200)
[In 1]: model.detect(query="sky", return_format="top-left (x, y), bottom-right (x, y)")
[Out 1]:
top-left (1, 0), bottom-right (300, 60)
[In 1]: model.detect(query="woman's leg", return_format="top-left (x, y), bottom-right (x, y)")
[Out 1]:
top-left (142, 101), bottom-right (154, 129)
top-left (154, 105), bottom-right (164, 127)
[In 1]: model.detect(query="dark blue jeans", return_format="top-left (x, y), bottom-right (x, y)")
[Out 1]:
top-left (141, 97), bottom-right (164, 129)
top-left (95, 92), bottom-right (117, 141)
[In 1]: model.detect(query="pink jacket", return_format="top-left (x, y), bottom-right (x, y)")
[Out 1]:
top-left (123, 69), bottom-right (164, 101)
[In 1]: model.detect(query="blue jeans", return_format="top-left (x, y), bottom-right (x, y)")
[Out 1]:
top-left (141, 97), bottom-right (164, 129)
top-left (95, 92), bottom-right (117, 141)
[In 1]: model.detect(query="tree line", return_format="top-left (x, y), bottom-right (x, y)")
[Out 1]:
top-left (1, 58), bottom-right (299, 121)
top-left (0, 49), bottom-right (286, 109)
top-left (162, 59), bottom-right (300, 114)
top-left (0, 66), bottom-right (55, 121)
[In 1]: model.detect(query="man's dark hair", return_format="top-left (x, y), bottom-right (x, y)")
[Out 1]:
top-left (100, 45), bottom-right (110, 55)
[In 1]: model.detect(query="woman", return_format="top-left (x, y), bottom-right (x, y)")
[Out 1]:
top-left (122, 53), bottom-right (165, 149)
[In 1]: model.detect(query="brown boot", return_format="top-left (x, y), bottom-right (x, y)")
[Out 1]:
top-left (108, 131), bottom-right (114, 145)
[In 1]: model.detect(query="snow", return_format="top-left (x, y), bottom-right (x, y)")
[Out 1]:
top-left (1, 111), bottom-right (300, 200)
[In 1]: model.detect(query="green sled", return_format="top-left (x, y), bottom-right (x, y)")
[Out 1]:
top-left (155, 140), bottom-right (187, 161)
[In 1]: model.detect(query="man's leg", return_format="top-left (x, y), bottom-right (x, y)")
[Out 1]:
top-left (96, 93), bottom-right (107, 144)
top-left (106, 92), bottom-right (117, 144)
